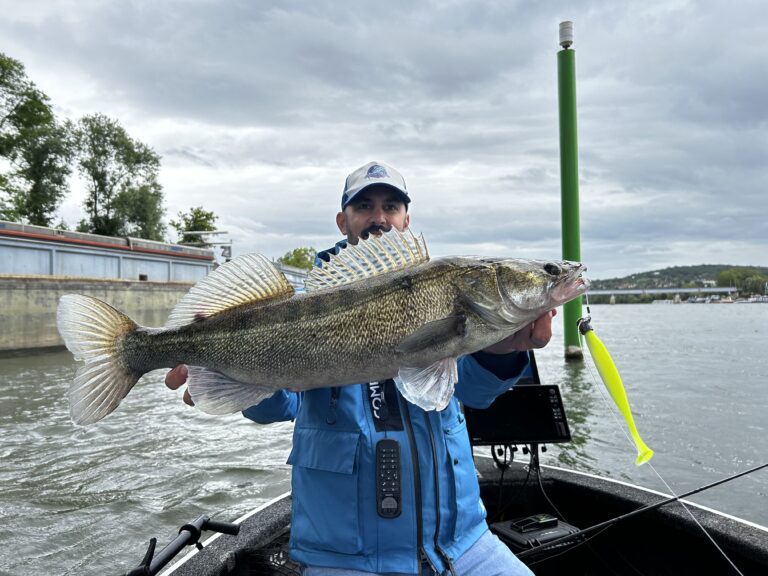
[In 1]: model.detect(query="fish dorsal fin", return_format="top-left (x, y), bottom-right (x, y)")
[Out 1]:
top-left (305, 228), bottom-right (429, 292)
top-left (165, 254), bottom-right (294, 328)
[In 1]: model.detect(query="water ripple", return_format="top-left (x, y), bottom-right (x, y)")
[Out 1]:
top-left (1, 305), bottom-right (766, 574)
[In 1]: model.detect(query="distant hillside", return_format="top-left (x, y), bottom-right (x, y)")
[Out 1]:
top-left (591, 265), bottom-right (768, 291)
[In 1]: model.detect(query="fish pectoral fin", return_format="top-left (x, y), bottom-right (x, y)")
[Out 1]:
top-left (186, 367), bottom-right (275, 415)
top-left (394, 316), bottom-right (467, 355)
top-left (394, 358), bottom-right (458, 411)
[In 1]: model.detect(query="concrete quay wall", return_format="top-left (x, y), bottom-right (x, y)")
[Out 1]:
top-left (0, 276), bottom-right (192, 353)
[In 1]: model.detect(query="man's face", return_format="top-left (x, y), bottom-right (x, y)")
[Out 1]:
top-left (336, 187), bottom-right (410, 244)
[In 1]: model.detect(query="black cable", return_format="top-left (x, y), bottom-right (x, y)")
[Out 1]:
top-left (487, 446), bottom-right (533, 524)
top-left (531, 447), bottom-right (568, 523)
top-left (491, 445), bottom-right (513, 520)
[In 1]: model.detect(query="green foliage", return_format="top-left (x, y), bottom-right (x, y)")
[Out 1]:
top-left (592, 264), bottom-right (768, 291)
top-left (73, 113), bottom-right (163, 238)
top-left (277, 247), bottom-right (317, 270)
top-left (744, 276), bottom-right (768, 295)
top-left (589, 264), bottom-right (768, 300)
top-left (0, 173), bottom-right (12, 220)
top-left (717, 267), bottom-right (768, 295)
top-left (170, 206), bottom-right (218, 245)
top-left (7, 121), bottom-right (73, 226)
top-left (113, 181), bottom-right (166, 240)
top-left (587, 294), bottom-right (658, 305)
top-left (1, 52), bottom-right (72, 226)
top-left (1, 52), bottom-right (36, 137)
top-left (2, 53), bottom-right (172, 238)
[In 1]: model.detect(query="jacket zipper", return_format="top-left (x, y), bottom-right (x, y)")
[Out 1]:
top-left (400, 397), bottom-right (438, 574)
top-left (423, 411), bottom-right (457, 576)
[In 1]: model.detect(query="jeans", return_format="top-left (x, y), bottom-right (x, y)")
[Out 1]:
top-left (301, 529), bottom-right (535, 576)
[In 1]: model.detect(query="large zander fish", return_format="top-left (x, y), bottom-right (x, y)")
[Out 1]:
top-left (57, 229), bottom-right (589, 425)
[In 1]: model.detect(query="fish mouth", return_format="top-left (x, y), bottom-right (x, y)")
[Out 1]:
top-left (493, 259), bottom-right (589, 318)
top-left (572, 265), bottom-right (590, 290)
top-left (552, 263), bottom-right (590, 305)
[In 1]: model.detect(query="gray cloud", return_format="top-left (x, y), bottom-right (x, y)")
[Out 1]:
top-left (2, 0), bottom-right (766, 278)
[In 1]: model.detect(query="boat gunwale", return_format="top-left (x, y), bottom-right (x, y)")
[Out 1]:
top-left (158, 457), bottom-right (768, 575)
top-left (158, 491), bottom-right (292, 575)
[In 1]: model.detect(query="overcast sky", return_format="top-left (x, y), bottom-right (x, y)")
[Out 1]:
top-left (2, 0), bottom-right (766, 278)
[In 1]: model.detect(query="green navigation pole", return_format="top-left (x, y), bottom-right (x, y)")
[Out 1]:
top-left (557, 21), bottom-right (583, 359)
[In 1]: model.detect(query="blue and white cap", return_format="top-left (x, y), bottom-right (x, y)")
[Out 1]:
top-left (341, 161), bottom-right (410, 209)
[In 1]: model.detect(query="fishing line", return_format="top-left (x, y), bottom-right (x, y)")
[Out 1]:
top-left (517, 462), bottom-right (768, 562)
top-left (579, 294), bottom-right (745, 576)
top-left (530, 442), bottom-right (629, 572)
top-left (645, 462), bottom-right (745, 575)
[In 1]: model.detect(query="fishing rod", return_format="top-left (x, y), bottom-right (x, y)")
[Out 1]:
top-left (517, 461), bottom-right (768, 559)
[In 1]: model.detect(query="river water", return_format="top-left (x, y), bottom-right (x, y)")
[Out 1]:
top-left (0, 304), bottom-right (766, 575)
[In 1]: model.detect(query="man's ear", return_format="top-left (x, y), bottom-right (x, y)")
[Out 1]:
top-left (404, 213), bottom-right (410, 230)
top-left (336, 211), bottom-right (347, 234)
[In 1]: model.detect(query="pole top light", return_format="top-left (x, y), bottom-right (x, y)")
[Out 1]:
top-left (559, 21), bottom-right (574, 49)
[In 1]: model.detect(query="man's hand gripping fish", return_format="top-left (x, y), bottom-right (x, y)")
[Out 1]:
top-left (57, 229), bottom-right (589, 425)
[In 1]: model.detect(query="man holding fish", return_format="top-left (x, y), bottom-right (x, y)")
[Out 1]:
top-left (164, 162), bottom-right (560, 576)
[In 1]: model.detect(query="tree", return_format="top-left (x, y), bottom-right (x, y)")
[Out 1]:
top-left (0, 173), bottom-right (12, 220)
top-left (277, 247), bottom-right (316, 270)
top-left (1, 52), bottom-right (72, 226)
top-left (73, 113), bottom-right (162, 237)
top-left (717, 267), bottom-right (768, 295)
top-left (743, 275), bottom-right (768, 296)
top-left (718, 267), bottom-right (758, 289)
top-left (170, 206), bottom-right (218, 245)
top-left (113, 181), bottom-right (166, 240)
top-left (7, 120), bottom-right (72, 226)
top-left (0, 53), bottom-right (39, 148)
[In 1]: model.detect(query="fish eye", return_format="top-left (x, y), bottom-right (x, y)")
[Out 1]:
top-left (544, 263), bottom-right (561, 276)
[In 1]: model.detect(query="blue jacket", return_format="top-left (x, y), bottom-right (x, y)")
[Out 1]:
top-left (242, 243), bottom-right (530, 574)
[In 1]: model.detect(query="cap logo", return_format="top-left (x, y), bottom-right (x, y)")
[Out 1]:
top-left (366, 165), bottom-right (389, 179)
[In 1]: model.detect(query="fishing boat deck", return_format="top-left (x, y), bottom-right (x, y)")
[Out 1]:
top-left (161, 454), bottom-right (768, 576)
top-left (479, 457), bottom-right (768, 575)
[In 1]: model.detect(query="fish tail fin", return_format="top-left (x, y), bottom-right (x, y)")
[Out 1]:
top-left (57, 294), bottom-right (142, 425)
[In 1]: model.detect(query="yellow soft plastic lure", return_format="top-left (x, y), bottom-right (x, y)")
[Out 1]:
top-left (578, 316), bottom-right (654, 466)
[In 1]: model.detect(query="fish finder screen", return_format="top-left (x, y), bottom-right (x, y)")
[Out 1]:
top-left (463, 384), bottom-right (571, 445)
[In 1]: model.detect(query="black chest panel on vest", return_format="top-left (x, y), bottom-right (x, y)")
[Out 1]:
top-left (367, 379), bottom-right (404, 432)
